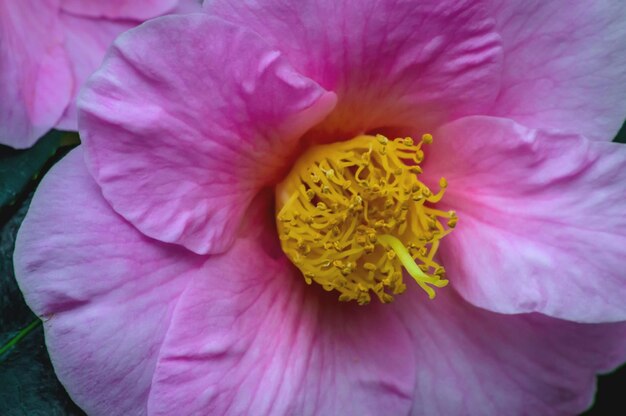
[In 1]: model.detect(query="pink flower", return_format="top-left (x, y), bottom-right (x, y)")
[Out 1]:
top-left (0, 0), bottom-right (201, 149)
top-left (14, 1), bottom-right (626, 415)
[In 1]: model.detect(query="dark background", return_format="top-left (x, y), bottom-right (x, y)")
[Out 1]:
top-left (1, 124), bottom-right (625, 415)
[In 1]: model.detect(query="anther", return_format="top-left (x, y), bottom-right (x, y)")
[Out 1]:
top-left (275, 133), bottom-right (455, 305)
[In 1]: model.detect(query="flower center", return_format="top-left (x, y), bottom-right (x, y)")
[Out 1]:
top-left (275, 134), bottom-right (456, 305)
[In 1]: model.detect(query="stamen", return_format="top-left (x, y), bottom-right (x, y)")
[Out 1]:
top-left (275, 134), bottom-right (456, 305)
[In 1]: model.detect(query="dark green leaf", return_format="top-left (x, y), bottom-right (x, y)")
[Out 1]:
top-left (0, 153), bottom-right (84, 416)
top-left (614, 119), bottom-right (626, 144)
top-left (0, 324), bottom-right (85, 416)
top-left (0, 131), bottom-right (63, 212)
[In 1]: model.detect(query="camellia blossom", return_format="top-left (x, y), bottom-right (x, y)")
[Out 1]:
top-left (14, 1), bottom-right (626, 415)
top-left (0, 0), bottom-right (200, 149)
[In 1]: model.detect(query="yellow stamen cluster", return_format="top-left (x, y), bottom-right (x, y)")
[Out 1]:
top-left (275, 134), bottom-right (456, 305)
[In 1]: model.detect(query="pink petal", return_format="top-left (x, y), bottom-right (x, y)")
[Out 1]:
top-left (79, 14), bottom-right (336, 255)
top-left (59, 0), bottom-right (178, 20)
top-left (423, 116), bottom-right (626, 323)
top-left (54, 13), bottom-right (131, 131)
top-left (0, 0), bottom-right (72, 148)
top-left (55, 1), bottom-right (202, 131)
top-left (169, 0), bottom-right (204, 14)
top-left (207, 0), bottom-right (503, 139)
top-left (146, 237), bottom-right (415, 415)
top-left (14, 147), bottom-right (202, 415)
top-left (486, 1), bottom-right (626, 141)
top-left (395, 288), bottom-right (626, 415)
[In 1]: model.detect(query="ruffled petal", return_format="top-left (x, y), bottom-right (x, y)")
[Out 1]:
top-left (59, 0), bottom-right (178, 20)
top-left (79, 14), bottom-right (336, 255)
top-left (147, 236), bottom-right (415, 416)
top-left (487, 1), bottom-right (626, 141)
top-left (13, 148), bottom-right (203, 415)
top-left (207, 0), bottom-right (503, 139)
top-left (394, 288), bottom-right (626, 415)
top-left (423, 116), bottom-right (626, 323)
top-left (0, 0), bottom-right (72, 148)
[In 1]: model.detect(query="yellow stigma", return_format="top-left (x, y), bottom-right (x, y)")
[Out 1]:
top-left (275, 134), bottom-right (456, 305)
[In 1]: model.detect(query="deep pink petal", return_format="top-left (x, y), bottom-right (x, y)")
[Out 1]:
top-left (0, 0), bottom-right (72, 148)
top-left (486, 1), bottom-right (626, 141)
top-left (79, 14), bottom-right (336, 255)
top-left (147, 237), bottom-right (415, 415)
top-left (394, 288), bottom-right (626, 415)
top-left (207, 0), bottom-right (503, 139)
top-left (13, 147), bottom-right (203, 415)
top-left (59, 0), bottom-right (178, 20)
top-left (423, 116), bottom-right (626, 323)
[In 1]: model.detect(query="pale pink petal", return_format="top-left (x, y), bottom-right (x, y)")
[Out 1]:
top-left (59, 0), bottom-right (178, 20)
top-left (169, 0), bottom-right (204, 14)
top-left (207, 0), bottom-right (502, 139)
top-left (55, 13), bottom-right (131, 131)
top-left (0, 0), bottom-right (72, 148)
top-left (56, 1), bottom-right (204, 131)
top-left (79, 14), bottom-right (336, 255)
top-left (394, 288), bottom-right (626, 415)
top-left (13, 147), bottom-right (202, 415)
top-left (147, 237), bottom-right (415, 415)
top-left (422, 116), bottom-right (626, 323)
top-left (486, 1), bottom-right (626, 141)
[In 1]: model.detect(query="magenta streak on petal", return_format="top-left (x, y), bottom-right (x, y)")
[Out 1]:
top-left (207, 0), bottom-right (503, 140)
